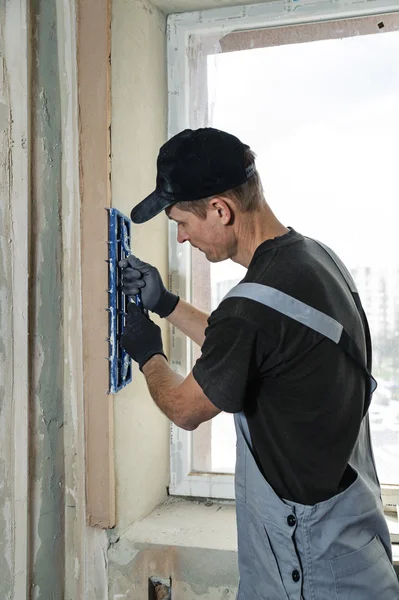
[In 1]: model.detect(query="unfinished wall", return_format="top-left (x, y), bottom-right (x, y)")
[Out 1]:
top-left (0, 1), bottom-right (29, 598)
top-left (109, 544), bottom-right (238, 599)
top-left (111, 0), bottom-right (170, 532)
top-left (108, 499), bottom-right (239, 599)
top-left (0, 1), bottom-right (108, 598)
top-left (30, 1), bottom-right (109, 598)
top-left (30, 2), bottom-right (66, 593)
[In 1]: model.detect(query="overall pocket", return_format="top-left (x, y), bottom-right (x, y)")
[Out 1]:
top-left (330, 535), bottom-right (399, 600)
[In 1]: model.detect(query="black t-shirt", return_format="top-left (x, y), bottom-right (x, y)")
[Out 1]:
top-left (193, 229), bottom-right (368, 505)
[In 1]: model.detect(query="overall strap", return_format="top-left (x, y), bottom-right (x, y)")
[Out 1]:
top-left (312, 240), bottom-right (376, 395)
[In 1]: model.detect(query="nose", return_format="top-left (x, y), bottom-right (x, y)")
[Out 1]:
top-left (177, 230), bottom-right (189, 244)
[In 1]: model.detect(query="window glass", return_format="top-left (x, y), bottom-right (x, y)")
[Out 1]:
top-left (193, 30), bottom-right (399, 483)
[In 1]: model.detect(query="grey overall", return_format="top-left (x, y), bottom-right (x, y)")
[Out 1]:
top-left (223, 242), bottom-right (399, 600)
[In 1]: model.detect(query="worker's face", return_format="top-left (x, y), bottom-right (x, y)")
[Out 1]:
top-left (167, 203), bottom-right (235, 263)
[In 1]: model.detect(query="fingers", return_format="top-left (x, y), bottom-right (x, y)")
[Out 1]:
top-left (123, 279), bottom-right (145, 290)
top-left (127, 301), bottom-right (143, 317)
top-left (122, 278), bottom-right (144, 296)
top-left (125, 301), bottom-right (146, 329)
top-left (121, 254), bottom-right (151, 272)
top-left (121, 266), bottom-right (145, 296)
top-left (125, 301), bottom-right (153, 328)
top-left (122, 286), bottom-right (140, 296)
top-left (122, 269), bottom-right (144, 283)
top-left (118, 254), bottom-right (150, 273)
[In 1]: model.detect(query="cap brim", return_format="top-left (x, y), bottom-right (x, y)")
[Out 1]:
top-left (130, 191), bottom-right (176, 224)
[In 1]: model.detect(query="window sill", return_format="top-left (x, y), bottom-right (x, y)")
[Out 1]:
top-left (117, 497), bottom-right (398, 565)
top-left (119, 497), bottom-right (237, 552)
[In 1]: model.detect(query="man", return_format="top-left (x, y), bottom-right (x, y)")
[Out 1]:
top-left (120, 128), bottom-right (399, 599)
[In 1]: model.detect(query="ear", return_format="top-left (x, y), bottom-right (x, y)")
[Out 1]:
top-left (209, 196), bottom-right (233, 225)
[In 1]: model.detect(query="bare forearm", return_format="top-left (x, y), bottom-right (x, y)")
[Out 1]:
top-left (142, 355), bottom-right (194, 430)
top-left (166, 298), bottom-right (209, 347)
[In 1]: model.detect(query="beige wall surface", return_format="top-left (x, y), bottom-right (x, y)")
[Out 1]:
top-left (111, 0), bottom-right (170, 531)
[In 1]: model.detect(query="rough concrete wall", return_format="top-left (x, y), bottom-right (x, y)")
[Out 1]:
top-left (28, 1), bottom-right (109, 599)
top-left (0, 0), bottom-right (109, 598)
top-left (111, 0), bottom-right (170, 531)
top-left (108, 499), bottom-right (239, 599)
top-left (0, 187), bottom-right (14, 599)
top-left (30, 1), bottom-right (65, 596)
top-left (0, 1), bottom-right (29, 598)
top-left (109, 543), bottom-right (238, 599)
top-left (0, 10), bottom-right (15, 598)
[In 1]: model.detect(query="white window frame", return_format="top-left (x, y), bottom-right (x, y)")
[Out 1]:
top-left (167, 0), bottom-right (399, 502)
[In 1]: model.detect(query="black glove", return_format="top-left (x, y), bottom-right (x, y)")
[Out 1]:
top-left (120, 302), bottom-right (167, 371)
top-left (119, 255), bottom-right (179, 318)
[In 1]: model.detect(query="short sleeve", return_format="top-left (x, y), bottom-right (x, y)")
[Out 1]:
top-left (192, 311), bottom-right (269, 413)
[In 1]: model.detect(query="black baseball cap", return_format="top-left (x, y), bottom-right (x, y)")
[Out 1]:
top-left (130, 127), bottom-right (255, 224)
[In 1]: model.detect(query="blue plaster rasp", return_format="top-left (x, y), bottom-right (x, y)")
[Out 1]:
top-left (108, 208), bottom-right (144, 393)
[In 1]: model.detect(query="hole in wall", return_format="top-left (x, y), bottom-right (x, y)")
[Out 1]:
top-left (148, 576), bottom-right (172, 600)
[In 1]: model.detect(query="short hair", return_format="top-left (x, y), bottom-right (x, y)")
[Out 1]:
top-left (173, 149), bottom-right (264, 219)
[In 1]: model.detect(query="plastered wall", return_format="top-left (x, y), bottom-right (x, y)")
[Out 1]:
top-left (111, 0), bottom-right (170, 531)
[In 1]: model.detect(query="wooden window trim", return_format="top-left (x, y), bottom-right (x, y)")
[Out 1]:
top-left (77, 0), bottom-right (115, 528)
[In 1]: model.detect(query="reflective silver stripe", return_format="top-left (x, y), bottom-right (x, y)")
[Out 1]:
top-left (222, 282), bottom-right (343, 343)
